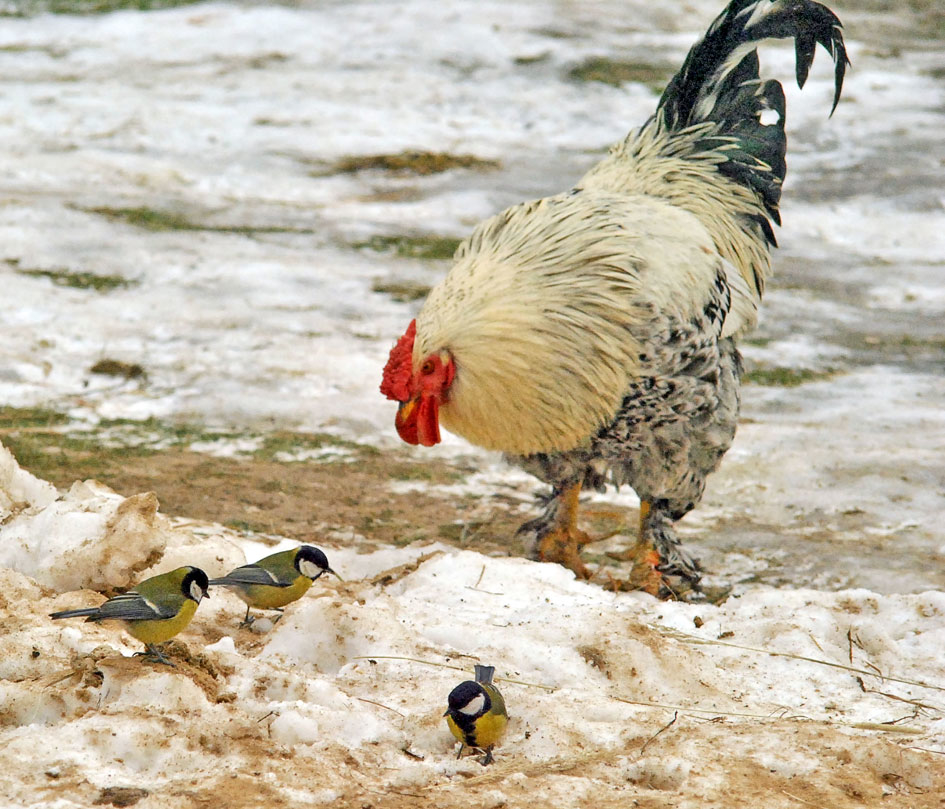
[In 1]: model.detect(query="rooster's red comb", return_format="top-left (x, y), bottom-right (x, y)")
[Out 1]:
top-left (380, 319), bottom-right (416, 401)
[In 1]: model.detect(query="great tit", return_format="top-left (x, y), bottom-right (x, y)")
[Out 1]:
top-left (444, 664), bottom-right (509, 765)
top-left (209, 544), bottom-right (339, 625)
top-left (50, 566), bottom-right (210, 665)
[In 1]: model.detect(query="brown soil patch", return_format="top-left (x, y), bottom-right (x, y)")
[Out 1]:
top-left (6, 436), bottom-right (627, 566)
top-left (32, 445), bottom-right (528, 555)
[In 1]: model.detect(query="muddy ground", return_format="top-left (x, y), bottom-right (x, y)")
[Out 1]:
top-left (0, 417), bottom-right (635, 572)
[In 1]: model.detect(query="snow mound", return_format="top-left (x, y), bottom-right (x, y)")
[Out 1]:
top-left (0, 444), bottom-right (246, 592)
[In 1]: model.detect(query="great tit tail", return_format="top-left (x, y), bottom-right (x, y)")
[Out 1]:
top-left (473, 664), bottom-right (496, 685)
top-left (50, 607), bottom-right (100, 621)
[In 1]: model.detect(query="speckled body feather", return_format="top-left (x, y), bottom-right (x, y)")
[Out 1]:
top-left (418, 194), bottom-right (733, 455)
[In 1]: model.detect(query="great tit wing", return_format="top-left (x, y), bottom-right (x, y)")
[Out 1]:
top-left (211, 564), bottom-right (290, 588)
top-left (94, 591), bottom-right (178, 622)
top-left (485, 684), bottom-right (508, 718)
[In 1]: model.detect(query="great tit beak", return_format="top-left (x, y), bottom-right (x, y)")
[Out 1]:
top-left (327, 567), bottom-right (344, 583)
top-left (443, 709), bottom-right (450, 717)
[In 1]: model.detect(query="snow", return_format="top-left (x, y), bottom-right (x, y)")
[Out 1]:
top-left (3, 437), bottom-right (945, 801)
top-left (0, 448), bottom-right (245, 591)
top-left (0, 0), bottom-right (943, 805)
top-left (0, 442), bottom-right (57, 514)
top-left (2, 456), bottom-right (943, 804)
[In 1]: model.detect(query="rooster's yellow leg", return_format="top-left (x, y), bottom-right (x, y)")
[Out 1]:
top-left (639, 499), bottom-right (651, 535)
top-left (628, 499), bottom-right (665, 595)
top-left (534, 482), bottom-right (596, 579)
top-left (604, 500), bottom-right (666, 596)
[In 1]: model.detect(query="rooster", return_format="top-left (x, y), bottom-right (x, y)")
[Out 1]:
top-left (380, 0), bottom-right (847, 596)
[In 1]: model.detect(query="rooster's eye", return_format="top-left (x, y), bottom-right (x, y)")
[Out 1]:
top-left (420, 360), bottom-right (435, 375)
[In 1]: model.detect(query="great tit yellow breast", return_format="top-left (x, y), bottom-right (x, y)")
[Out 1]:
top-left (236, 574), bottom-right (313, 609)
top-left (470, 708), bottom-right (507, 750)
top-left (123, 598), bottom-right (199, 645)
top-left (446, 712), bottom-right (467, 746)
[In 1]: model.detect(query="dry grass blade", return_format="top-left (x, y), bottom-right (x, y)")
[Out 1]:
top-left (612, 696), bottom-right (924, 734)
top-left (666, 628), bottom-right (945, 693)
top-left (355, 697), bottom-right (406, 717)
top-left (352, 655), bottom-right (558, 691)
top-left (847, 722), bottom-right (925, 734)
top-left (781, 789), bottom-right (821, 807)
top-left (613, 695), bottom-right (801, 720)
top-left (856, 676), bottom-right (944, 714)
top-left (638, 711), bottom-right (677, 756)
top-left (369, 551), bottom-right (443, 586)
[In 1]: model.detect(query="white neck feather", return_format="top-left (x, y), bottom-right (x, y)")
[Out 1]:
top-left (415, 191), bottom-right (732, 455)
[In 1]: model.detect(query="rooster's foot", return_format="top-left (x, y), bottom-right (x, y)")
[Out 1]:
top-left (532, 523), bottom-right (603, 579)
top-left (519, 480), bottom-right (617, 580)
top-left (604, 541), bottom-right (699, 599)
top-left (603, 504), bottom-right (703, 599)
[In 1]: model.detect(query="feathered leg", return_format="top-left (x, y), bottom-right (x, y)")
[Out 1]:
top-left (611, 500), bottom-right (702, 598)
top-left (519, 486), bottom-right (702, 596)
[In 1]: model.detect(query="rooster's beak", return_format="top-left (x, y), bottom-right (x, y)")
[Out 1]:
top-left (395, 395), bottom-right (440, 446)
top-left (395, 397), bottom-right (421, 445)
top-left (398, 398), bottom-right (418, 423)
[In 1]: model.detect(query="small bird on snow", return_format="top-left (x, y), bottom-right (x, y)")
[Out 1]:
top-left (209, 545), bottom-right (340, 626)
top-left (444, 664), bottom-right (509, 765)
top-left (50, 566), bottom-right (210, 665)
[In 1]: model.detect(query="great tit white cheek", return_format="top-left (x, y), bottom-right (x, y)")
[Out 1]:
top-left (190, 581), bottom-right (206, 602)
top-left (298, 559), bottom-right (324, 579)
top-left (459, 693), bottom-right (486, 716)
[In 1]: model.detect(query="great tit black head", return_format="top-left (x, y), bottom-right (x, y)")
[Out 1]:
top-left (446, 680), bottom-right (490, 719)
top-left (182, 567), bottom-right (210, 602)
top-left (444, 664), bottom-right (508, 765)
top-left (295, 545), bottom-right (333, 580)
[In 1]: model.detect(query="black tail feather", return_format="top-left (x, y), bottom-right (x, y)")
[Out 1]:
top-left (652, 0), bottom-right (848, 245)
top-left (657, 0), bottom-right (847, 131)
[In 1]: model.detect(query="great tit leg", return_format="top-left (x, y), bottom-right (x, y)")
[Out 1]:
top-left (240, 607), bottom-right (284, 629)
top-left (238, 606), bottom-right (256, 628)
top-left (138, 644), bottom-right (175, 667)
top-left (455, 743), bottom-right (464, 760)
top-left (480, 747), bottom-right (495, 766)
